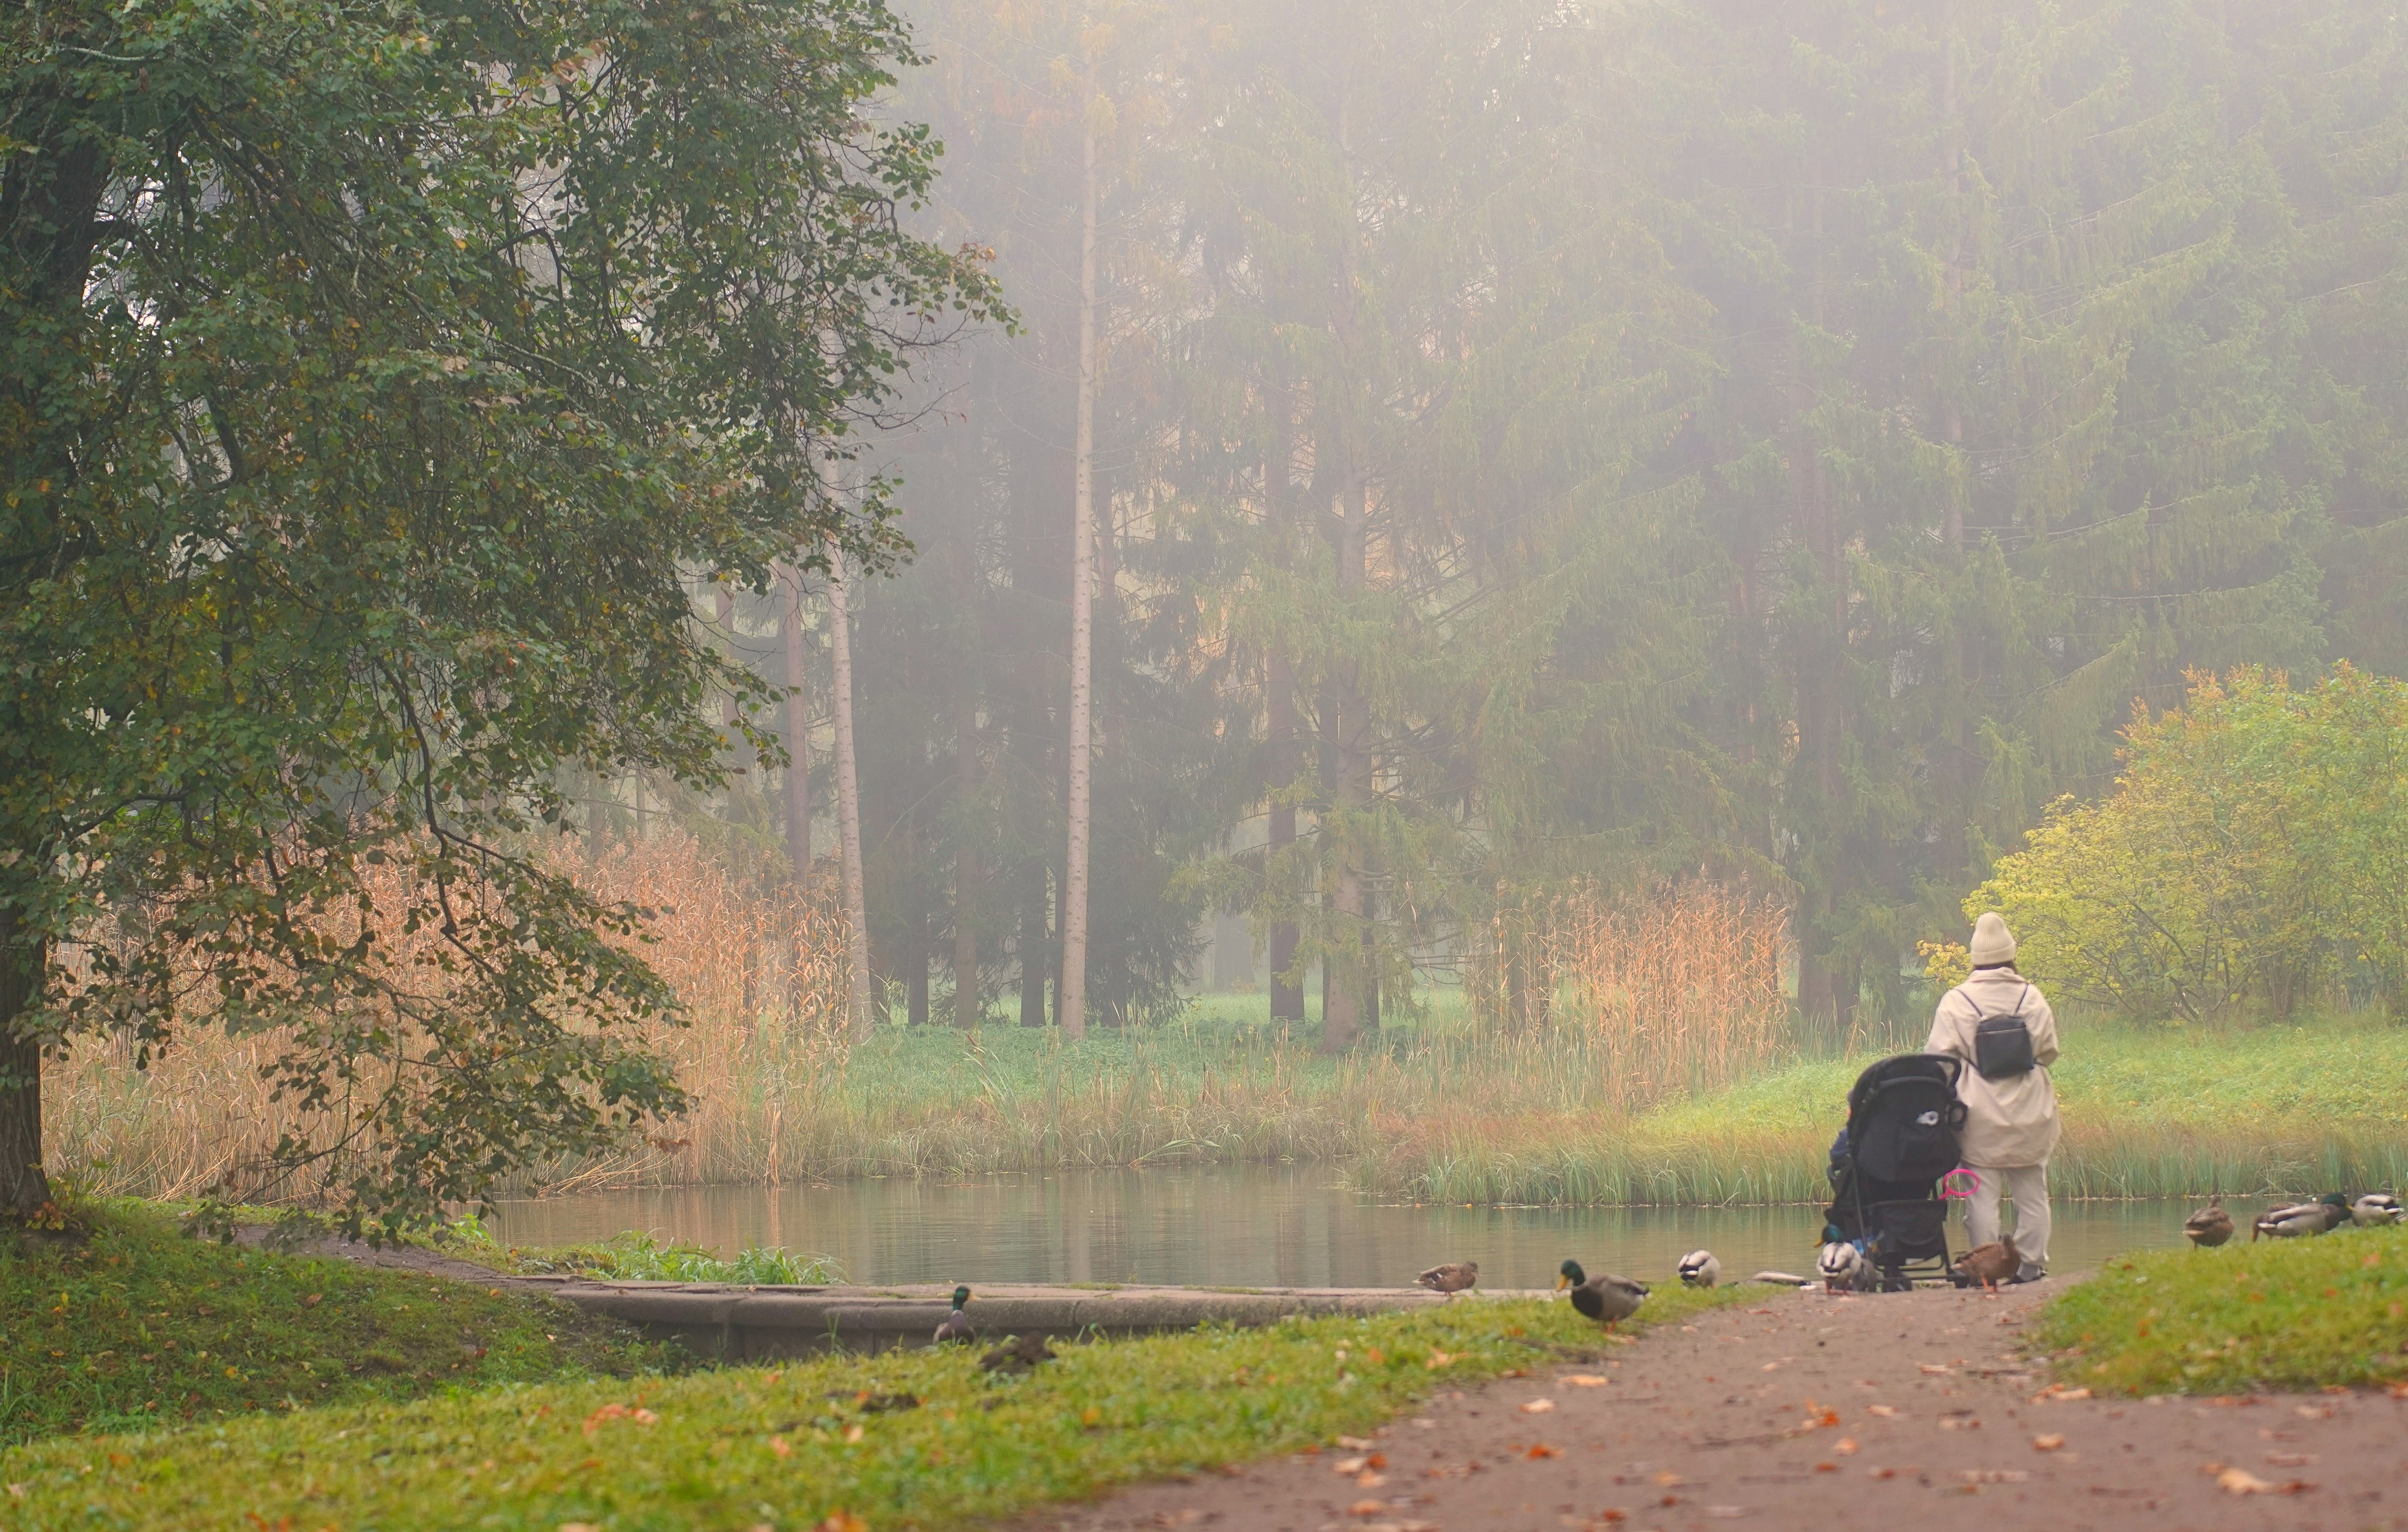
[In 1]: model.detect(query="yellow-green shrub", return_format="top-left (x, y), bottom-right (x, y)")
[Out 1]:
top-left (1971, 666), bottom-right (2408, 1023)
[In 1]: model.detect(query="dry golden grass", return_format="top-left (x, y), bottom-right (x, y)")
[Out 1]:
top-left (45, 855), bottom-right (1796, 1201)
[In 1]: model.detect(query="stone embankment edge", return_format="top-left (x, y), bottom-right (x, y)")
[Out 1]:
top-left (296, 1235), bottom-right (1510, 1359)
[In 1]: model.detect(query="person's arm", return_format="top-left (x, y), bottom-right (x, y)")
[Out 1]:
top-left (2025, 985), bottom-right (2060, 1066)
top-left (1925, 991), bottom-right (1964, 1058)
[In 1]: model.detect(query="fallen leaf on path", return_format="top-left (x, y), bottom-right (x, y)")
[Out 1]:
top-left (1345, 1499), bottom-right (1387, 1516)
top-left (1337, 1436), bottom-right (1376, 1449)
top-left (1355, 1473), bottom-right (1388, 1489)
top-left (1812, 1462), bottom-right (1837, 1474)
top-left (1527, 1445), bottom-right (1560, 1459)
top-left (1759, 1362), bottom-right (1779, 1372)
top-left (2294, 1405), bottom-right (2334, 1420)
top-left (1333, 1456), bottom-right (1369, 1476)
top-left (2215, 1467), bottom-right (2312, 1497)
top-left (2032, 1435), bottom-right (2064, 1452)
top-left (1918, 1363), bottom-right (1952, 1375)
top-left (2265, 1453), bottom-right (2315, 1467)
top-left (1866, 1467), bottom-right (1898, 1480)
top-left (1562, 1374), bottom-right (1609, 1387)
top-left (1961, 1470), bottom-right (2029, 1485)
top-left (1520, 1399), bottom-right (1556, 1414)
top-left (1866, 1405), bottom-right (1898, 1418)
top-left (1653, 1471), bottom-right (1684, 1487)
top-left (2028, 1385), bottom-right (2089, 1403)
top-left (1705, 1507), bottom-right (1750, 1518)
top-left (1834, 1438), bottom-right (1858, 1456)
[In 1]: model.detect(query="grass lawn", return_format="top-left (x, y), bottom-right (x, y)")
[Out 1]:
top-left (0, 1282), bottom-right (1746, 1531)
top-left (0, 1202), bottom-right (676, 1448)
top-left (2032, 1222), bottom-right (2408, 1395)
top-left (1374, 1011), bottom-right (2408, 1203)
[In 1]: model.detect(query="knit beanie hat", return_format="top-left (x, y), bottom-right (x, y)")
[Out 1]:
top-left (1968, 911), bottom-right (2017, 968)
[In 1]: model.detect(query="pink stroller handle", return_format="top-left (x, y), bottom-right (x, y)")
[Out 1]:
top-left (1939, 1168), bottom-right (1980, 1200)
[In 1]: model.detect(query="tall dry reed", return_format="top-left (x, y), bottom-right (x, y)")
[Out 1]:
top-left (1468, 879), bottom-right (1793, 1105)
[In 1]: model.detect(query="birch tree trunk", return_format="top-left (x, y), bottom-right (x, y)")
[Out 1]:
top-left (1057, 67), bottom-right (1099, 1042)
top-left (825, 534), bottom-right (875, 1039)
top-left (778, 561), bottom-right (812, 884)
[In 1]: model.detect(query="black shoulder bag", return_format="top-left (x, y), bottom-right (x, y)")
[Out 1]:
top-left (1970, 982), bottom-right (2037, 1079)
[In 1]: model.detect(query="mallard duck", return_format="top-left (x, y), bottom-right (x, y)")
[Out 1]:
top-left (1816, 1240), bottom-right (1869, 1294)
top-left (933, 1285), bottom-right (977, 1345)
top-left (1677, 1249), bottom-right (1721, 1289)
top-left (978, 1333), bottom-right (1057, 1373)
top-left (1416, 1261), bottom-right (1479, 1295)
top-left (2184, 1197), bottom-right (2234, 1248)
top-left (2253, 1194), bottom-right (2350, 1240)
top-left (1951, 1236), bottom-right (2020, 1293)
top-left (1557, 1260), bottom-right (1647, 1330)
top-left (2350, 1193), bottom-right (2405, 1228)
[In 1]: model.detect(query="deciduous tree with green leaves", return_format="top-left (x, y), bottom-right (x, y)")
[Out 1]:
top-left (0, 0), bottom-right (1000, 1227)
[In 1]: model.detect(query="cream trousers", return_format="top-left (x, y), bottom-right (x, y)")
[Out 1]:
top-left (1963, 1161), bottom-right (2050, 1270)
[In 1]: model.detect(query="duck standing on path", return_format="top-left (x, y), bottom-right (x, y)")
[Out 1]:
top-left (2254, 1194), bottom-right (2350, 1240)
top-left (1951, 1236), bottom-right (2021, 1294)
top-left (933, 1286), bottom-right (977, 1345)
top-left (2184, 1197), bottom-right (2234, 1248)
top-left (1556, 1260), bottom-right (1647, 1332)
top-left (2350, 1193), bottom-right (2405, 1227)
top-left (1677, 1250), bottom-right (1721, 1289)
top-left (1816, 1240), bottom-right (1869, 1294)
top-left (1417, 1261), bottom-right (1479, 1296)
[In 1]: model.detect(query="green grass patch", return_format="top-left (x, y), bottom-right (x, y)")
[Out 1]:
top-left (1367, 1011), bottom-right (2408, 1204)
top-left (0, 1284), bottom-right (1747, 1531)
top-left (440, 1222), bottom-right (844, 1285)
top-left (0, 1202), bottom-right (676, 1448)
top-left (2032, 1224), bottom-right (2408, 1395)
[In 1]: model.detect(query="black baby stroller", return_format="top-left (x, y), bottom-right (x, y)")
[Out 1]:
top-left (1824, 1054), bottom-right (1966, 1291)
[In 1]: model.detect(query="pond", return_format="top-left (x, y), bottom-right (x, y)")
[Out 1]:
top-left (490, 1165), bottom-right (2199, 1291)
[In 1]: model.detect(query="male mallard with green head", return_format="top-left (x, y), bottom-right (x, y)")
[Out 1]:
top-left (2253, 1194), bottom-right (2349, 1240)
top-left (1556, 1260), bottom-right (1646, 1331)
top-left (2350, 1192), bottom-right (2405, 1228)
top-left (933, 1286), bottom-right (977, 1345)
top-left (2184, 1197), bottom-right (2233, 1248)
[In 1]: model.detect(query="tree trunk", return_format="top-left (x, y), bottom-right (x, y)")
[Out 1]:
top-left (954, 666), bottom-right (982, 1031)
top-left (1058, 69), bottom-right (1101, 1043)
top-left (778, 561), bottom-right (813, 883)
top-left (825, 532), bottom-right (875, 1039)
top-left (1020, 860), bottom-right (1050, 1028)
top-left (1266, 651), bottom-right (1304, 1020)
top-left (1320, 477), bottom-right (1372, 1055)
top-left (0, 901), bottom-right (50, 1216)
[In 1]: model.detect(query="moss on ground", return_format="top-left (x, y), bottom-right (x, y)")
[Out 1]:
top-left (0, 1282), bottom-right (1746, 1531)
top-left (0, 1201), bottom-right (677, 1447)
top-left (2033, 1222), bottom-right (2408, 1395)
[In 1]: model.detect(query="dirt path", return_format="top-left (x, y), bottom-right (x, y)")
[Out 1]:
top-left (1022, 1278), bottom-right (2407, 1532)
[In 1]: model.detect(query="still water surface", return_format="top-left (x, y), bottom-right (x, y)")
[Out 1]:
top-left (491, 1166), bottom-right (2195, 1291)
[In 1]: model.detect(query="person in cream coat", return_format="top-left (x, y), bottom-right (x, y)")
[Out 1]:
top-left (1926, 912), bottom-right (2060, 1282)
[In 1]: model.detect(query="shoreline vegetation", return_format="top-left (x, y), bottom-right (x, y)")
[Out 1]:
top-left (49, 993), bottom-right (2408, 1209)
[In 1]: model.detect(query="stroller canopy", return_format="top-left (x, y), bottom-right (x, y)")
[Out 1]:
top-left (1843, 1053), bottom-right (1967, 1186)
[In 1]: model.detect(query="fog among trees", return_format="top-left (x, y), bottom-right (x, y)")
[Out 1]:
top-left (760, 0), bottom-right (2407, 1042)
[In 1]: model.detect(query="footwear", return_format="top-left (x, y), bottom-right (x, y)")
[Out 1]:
top-left (2008, 1262), bottom-right (2047, 1284)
